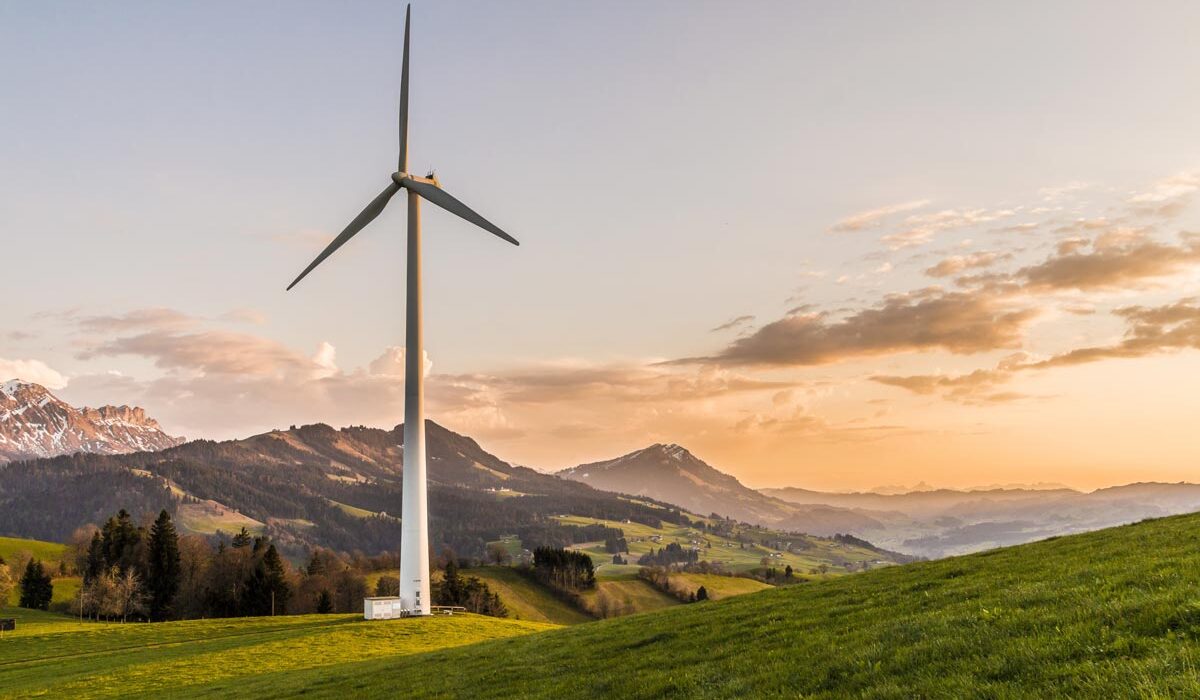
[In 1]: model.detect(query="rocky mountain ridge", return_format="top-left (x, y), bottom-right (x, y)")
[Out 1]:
top-left (0, 379), bottom-right (183, 463)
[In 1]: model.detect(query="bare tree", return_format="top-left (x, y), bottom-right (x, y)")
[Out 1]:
top-left (0, 563), bottom-right (13, 606)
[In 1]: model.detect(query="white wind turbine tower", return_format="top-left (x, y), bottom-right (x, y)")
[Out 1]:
top-left (287, 4), bottom-right (519, 616)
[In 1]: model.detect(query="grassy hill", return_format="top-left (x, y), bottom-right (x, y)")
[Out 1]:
top-left (0, 608), bottom-right (556, 699)
top-left (0, 535), bottom-right (65, 564)
top-left (579, 568), bottom-right (682, 618)
top-left (11, 513), bottom-right (1200, 696)
top-left (1, 536), bottom-right (77, 610)
top-left (466, 567), bottom-right (594, 625)
top-left (555, 514), bottom-right (893, 575)
top-left (212, 512), bottom-right (1200, 697)
top-left (668, 572), bottom-right (773, 600)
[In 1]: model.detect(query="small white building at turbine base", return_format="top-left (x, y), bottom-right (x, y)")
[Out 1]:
top-left (364, 596), bottom-right (412, 620)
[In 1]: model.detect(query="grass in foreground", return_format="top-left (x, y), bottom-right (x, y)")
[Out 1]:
top-left (0, 610), bottom-right (555, 699)
top-left (228, 512), bottom-right (1200, 698)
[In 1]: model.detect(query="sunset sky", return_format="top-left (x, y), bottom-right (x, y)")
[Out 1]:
top-left (4, 1), bottom-right (1200, 491)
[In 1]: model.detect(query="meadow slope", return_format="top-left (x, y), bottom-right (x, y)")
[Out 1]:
top-left (8, 513), bottom-right (1200, 697)
top-left (241, 512), bottom-right (1200, 698)
top-left (0, 610), bottom-right (556, 699)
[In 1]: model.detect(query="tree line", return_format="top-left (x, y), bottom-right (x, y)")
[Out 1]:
top-left (531, 546), bottom-right (596, 592)
top-left (638, 542), bottom-right (700, 567)
top-left (74, 509), bottom-right (291, 621)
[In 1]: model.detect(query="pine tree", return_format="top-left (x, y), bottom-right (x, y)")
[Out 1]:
top-left (101, 509), bottom-right (141, 574)
top-left (374, 575), bottom-right (400, 597)
top-left (147, 510), bottom-right (182, 620)
top-left (231, 527), bottom-right (253, 549)
top-left (18, 559), bottom-right (53, 610)
top-left (260, 544), bottom-right (290, 615)
top-left (316, 589), bottom-right (333, 614)
top-left (439, 556), bottom-right (463, 606)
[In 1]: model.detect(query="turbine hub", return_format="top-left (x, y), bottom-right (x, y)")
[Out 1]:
top-left (391, 171), bottom-right (410, 185)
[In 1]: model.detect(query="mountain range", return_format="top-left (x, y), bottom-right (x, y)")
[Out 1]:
top-left (557, 441), bottom-right (1200, 558)
top-left (762, 482), bottom-right (1200, 557)
top-left (4, 379), bottom-right (1200, 561)
top-left (0, 416), bottom-right (703, 560)
top-left (0, 379), bottom-right (183, 463)
top-left (558, 443), bottom-right (883, 536)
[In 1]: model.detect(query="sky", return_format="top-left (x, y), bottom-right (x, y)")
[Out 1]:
top-left (4, 1), bottom-right (1200, 491)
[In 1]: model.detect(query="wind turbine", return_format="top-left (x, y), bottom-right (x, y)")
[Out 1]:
top-left (286, 4), bottom-right (519, 617)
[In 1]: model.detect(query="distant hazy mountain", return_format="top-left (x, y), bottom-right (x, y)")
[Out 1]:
top-left (759, 486), bottom-right (1083, 521)
top-left (558, 443), bottom-right (883, 536)
top-left (763, 483), bottom-right (1200, 558)
top-left (0, 379), bottom-right (183, 463)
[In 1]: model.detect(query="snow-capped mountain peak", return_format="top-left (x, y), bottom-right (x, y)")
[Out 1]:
top-left (0, 379), bottom-right (183, 463)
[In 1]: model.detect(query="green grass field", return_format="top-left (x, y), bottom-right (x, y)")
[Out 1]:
top-left (10, 514), bottom-right (1200, 696)
top-left (0, 536), bottom-right (66, 565)
top-left (485, 535), bottom-right (524, 559)
top-left (2, 536), bottom-right (77, 610)
top-left (327, 499), bottom-right (376, 519)
top-left (580, 576), bottom-right (680, 617)
top-left (552, 514), bottom-right (886, 575)
top-left (466, 567), bottom-right (593, 625)
top-left (174, 502), bottom-right (266, 536)
top-left (669, 572), bottom-right (772, 600)
top-left (0, 608), bottom-right (556, 699)
top-left (203, 512), bottom-right (1200, 698)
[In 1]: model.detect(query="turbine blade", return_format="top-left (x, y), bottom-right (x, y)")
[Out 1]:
top-left (286, 182), bottom-right (402, 290)
top-left (403, 179), bottom-right (520, 246)
top-left (398, 4), bottom-right (411, 171)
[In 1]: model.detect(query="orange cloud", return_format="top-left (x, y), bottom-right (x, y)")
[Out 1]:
top-left (925, 251), bottom-right (1007, 278)
top-left (685, 288), bottom-right (1036, 368)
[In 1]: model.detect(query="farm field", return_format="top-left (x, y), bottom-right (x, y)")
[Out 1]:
top-left (553, 514), bottom-right (886, 575)
top-left (0, 608), bottom-right (556, 699)
top-left (174, 501), bottom-right (265, 536)
top-left (668, 572), bottom-right (772, 600)
top-left (0, 536), bottom-right (66, 564)
top-left (578, 575), bottom-right (680, 617)
top-left (200, 511), bottom-right (1200, 698)
top-left (1, 536), bottom-right (77, 610)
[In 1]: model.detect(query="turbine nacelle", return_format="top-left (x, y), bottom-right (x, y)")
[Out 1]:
top-left (391, 172), bottom-right (440, 188)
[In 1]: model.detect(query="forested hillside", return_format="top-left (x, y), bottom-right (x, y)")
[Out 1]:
top-left (0, 421), bottom-right (695, 560)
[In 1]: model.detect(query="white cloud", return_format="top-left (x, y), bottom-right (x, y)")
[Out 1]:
top-left (368, 346), bottom-right (432, 378)
top-left (312, 342), bottom-right (339, 380)
top-left (0, 358), bottom-right (68, 389)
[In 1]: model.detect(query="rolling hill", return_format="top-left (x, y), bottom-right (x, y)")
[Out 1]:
top-left (0, 421), bottom-right (906, 581)
top-left (7, 512), bottom-right (1200, 696)
top-left (234, 511), bottom-right (1200, 697)
top-left (558, 443), bottom-right (884, 536)
top-left (1, 535), bottom-right (76, 609)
